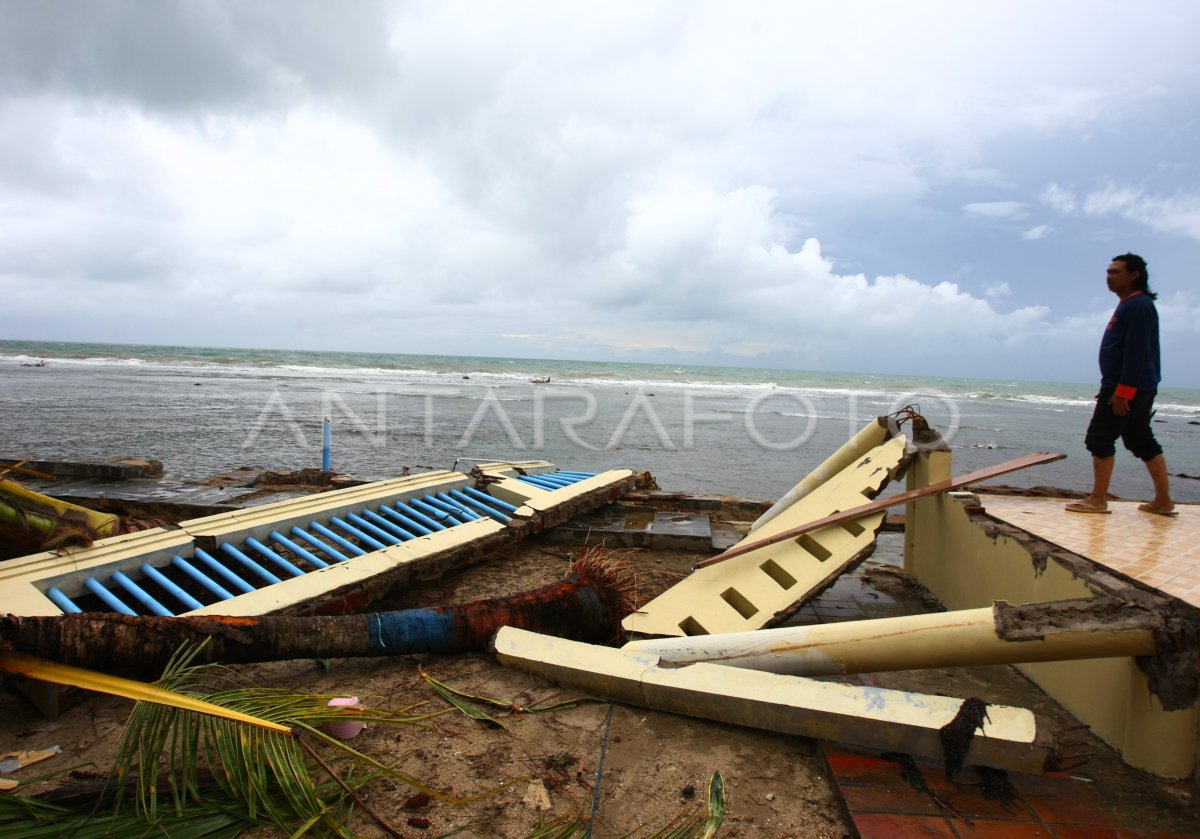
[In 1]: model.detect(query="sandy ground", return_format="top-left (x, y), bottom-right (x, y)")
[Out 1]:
top-left (0, 539), bottom-right (850, 837)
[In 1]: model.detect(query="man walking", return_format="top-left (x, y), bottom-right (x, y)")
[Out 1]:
top-left (1066, 253), bottom-right (1177, 516)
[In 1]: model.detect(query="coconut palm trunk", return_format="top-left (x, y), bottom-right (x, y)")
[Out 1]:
top-left (1, 554), bottom-right (634, 678)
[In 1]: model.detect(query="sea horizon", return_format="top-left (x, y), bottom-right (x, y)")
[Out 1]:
top-left (5, 337), bottom-right (1200, 411)
top-left (3, 337), bottom-right (1198, 503)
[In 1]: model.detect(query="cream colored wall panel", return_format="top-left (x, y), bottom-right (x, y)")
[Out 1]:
top-left (623, 438), bottom-right (905, 638)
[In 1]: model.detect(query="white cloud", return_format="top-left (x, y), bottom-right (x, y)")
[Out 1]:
top-left (1041, 183), bottom-right (1078, 214)
top-left (963, 202), bottom-right (1029, 220)
top-left (985, 282), bottom-right (1012, 298)
top-left (1081, 184), bottom-right (1200, 241)
top-left (1021, 224), bottom-right (1054, 240)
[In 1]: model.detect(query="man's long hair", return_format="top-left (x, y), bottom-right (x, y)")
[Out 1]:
top-left (1114, 252), bottom-right (1156, 300)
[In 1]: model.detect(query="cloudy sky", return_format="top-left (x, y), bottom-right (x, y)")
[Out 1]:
top-left (2, 1), bottom-right (1198, 385)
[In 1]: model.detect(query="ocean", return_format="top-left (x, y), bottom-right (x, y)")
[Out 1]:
top-left (2, 339), bottom-right (1198, 504)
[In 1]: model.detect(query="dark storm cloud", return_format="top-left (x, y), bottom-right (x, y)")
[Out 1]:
top-left (0, 0), bottom-right (396, 111)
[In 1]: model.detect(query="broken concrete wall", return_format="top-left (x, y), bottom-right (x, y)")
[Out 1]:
top-left (903, 452), bottom-right (1199, 780)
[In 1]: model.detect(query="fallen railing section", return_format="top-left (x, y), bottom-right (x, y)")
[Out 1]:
top-left (1, 464), bottom-right (635, 619)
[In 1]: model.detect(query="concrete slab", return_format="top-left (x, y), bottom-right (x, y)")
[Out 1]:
top-left (543, 505), bottom-right (714, 550)
top-left (494, 626), bottom-right (1051, 774)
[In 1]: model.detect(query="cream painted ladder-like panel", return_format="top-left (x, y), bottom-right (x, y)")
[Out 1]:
top-left (622, 435), bottom-right (907, 638)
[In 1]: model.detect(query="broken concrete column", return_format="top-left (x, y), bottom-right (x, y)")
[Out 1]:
top-left (622, 599), bottom-right (1158, 676)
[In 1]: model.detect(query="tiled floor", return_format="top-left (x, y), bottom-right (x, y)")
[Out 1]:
top-left (823, 745), bottom-right (1195, 839)
top-left (977, 496), bottom-right (1200, 608)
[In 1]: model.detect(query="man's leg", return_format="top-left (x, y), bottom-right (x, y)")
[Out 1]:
top-left (1071, 394), bottom-right (1119, 512)
top-left (1078, 454), bottom-right (1116, 511)
top-left (1144, 454), bottom-right (1175, 512)
top-left (1121, 390), bottom-right (1175, 514)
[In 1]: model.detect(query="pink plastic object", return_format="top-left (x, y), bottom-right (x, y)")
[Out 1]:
top-left (327, 696), bottom-right (367, 740)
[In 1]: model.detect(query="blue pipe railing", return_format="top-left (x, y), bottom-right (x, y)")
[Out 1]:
top-left (54, 473), bottom-right (595, 618)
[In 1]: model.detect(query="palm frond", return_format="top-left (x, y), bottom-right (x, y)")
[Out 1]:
top-left (700, 771), bottom-right (726, 839)
top-left (1, 641), bottom-right (444, 837)
top-left (0, 649), bottom-right (290, 733)
top-left (421, 669), bottom-right (603, 716)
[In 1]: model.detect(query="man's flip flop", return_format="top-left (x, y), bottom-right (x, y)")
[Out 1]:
top-left (1065, 502), bottom-right (1111, 514)
top-left (1138, 503), bottom-right (1180, 517)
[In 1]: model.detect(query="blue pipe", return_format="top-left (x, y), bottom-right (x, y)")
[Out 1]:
top-left (361, 508), bottom-right (416, 541)
top-left (289, 526), bottom-right (350, 562)
top-left (46, 586), bottom-right (82, 614)
top-left (219, 543), bottom-right (282, 585)
top-left (526, 473), bottom-right (570, 487)
top-left (519, 475), bottom-right (562, 489)
top-left (449, 488), bottom-right (510, 522)
top-left (245, 537), bottom-right (306, 578)
top-left (464, 486), bottom-right (519, 513)
top-left (394, 500), bottom-right (447, 531)
top-left (270, 530), bottom-right (329, 568)
top-left (330, 516), bottom-right (388, 551)
top-left (142, 563), bottom-right (204, 611)
top-left (322, 417), bottom-right (332, 471)
top-left (113, 570), bottom-right (174, 616)
top-left (84, 578), bottom-right (138, 616)
top-left (432, 492), bottom-right (480, 520)
top-left (311, 521), bottom-right (368, 556)
top-left (172, 555), bottom-right (236, 600)
top-left (410, 497), bottom-right (462, 525)
top-left (421, 495), bottom-right (470, 522)
top-left (194, 549), bottom-right (256, 594)
top-left (346, 512), bottom-right (402, 546)
top-left (379, 505), bottom-right (434, 536)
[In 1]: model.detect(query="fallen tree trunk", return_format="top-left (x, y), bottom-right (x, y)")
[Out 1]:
top-left (0, 554), bottom-right (634, 679)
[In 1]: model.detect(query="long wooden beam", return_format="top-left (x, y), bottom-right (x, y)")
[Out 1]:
top-left (695, 451), bottom-right (1065, 569)
top-left (0, 458), bottom-right (55, 480)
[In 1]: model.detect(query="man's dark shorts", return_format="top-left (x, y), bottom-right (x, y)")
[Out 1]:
top-left (1084, 387), bottom-right (1163, 461)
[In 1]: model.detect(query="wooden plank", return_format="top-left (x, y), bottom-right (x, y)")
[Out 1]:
top-left (695, 451), bottom-right (1065, 569)
top-left (0, 459), bottom-right (56, 480)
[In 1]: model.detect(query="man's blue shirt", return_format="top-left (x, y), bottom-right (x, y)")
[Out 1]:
top-left (1099, 292), bottom-right (1161, 396)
